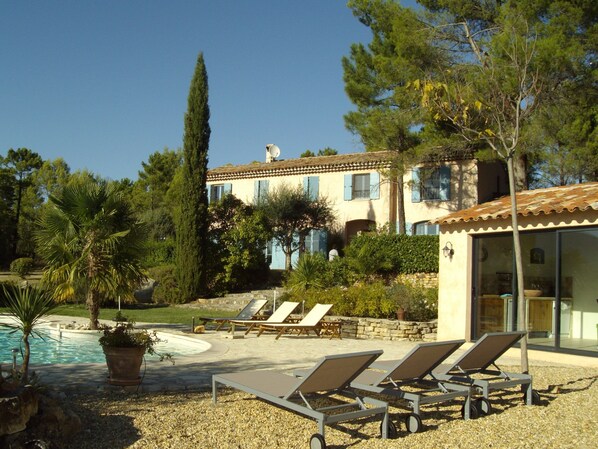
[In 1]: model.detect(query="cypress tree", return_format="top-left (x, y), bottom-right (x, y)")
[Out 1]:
top-left (176, 53), bottom-right (211, 300)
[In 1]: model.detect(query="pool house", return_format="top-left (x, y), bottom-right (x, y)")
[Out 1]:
top-left (436, 182), bottom-right (598, 356)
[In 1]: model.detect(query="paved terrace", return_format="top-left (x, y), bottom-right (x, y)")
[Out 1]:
top-left (20, 315), bottom-right (598, 393)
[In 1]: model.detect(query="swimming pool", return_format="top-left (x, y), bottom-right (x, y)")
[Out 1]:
top-left (0, 319), bottom-right (210, 365)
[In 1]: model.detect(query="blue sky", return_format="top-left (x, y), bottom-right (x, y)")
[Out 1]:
top-left (1, 1), bottom-right (416, 181)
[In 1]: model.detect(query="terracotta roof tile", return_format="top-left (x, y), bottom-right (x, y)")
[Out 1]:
top-left (207, 151), bottom-right (396, 181)
top-left (434, 182), bottom-right (598, 225)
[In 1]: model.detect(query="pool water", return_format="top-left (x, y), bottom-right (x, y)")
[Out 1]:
top-left (0, 325), bottom-right (209, 365)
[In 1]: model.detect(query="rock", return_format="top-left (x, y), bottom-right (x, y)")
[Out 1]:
top-left (134, 278), bottom-right (158, 303)
top-left (28, 394), bottom-right (82, 439)
top-left (0, 385), bottom-right (39, 436)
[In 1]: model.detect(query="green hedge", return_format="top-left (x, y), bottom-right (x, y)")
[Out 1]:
top-left (345, 233), bottom-right (438, 275)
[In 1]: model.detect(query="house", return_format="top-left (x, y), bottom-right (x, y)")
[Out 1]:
top-left (207, 149), bottom-right (508, 269)
top-left (434, 182), bottom-right (598, 357)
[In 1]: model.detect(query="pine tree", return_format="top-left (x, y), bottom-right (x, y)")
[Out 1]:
top-left (176, 53), bottom-right (211, 300)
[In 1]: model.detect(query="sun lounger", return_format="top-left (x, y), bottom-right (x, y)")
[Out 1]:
top-left (256, 303), bottom-right (334, 339)
top-left (228, 301), bottom-right (300, 335)
top-left (346, 339), bottom-right (474, 433)
top-left (212, 350), bottom-right (395, 447)
top-left (197, 298), bottom-right (268, 331)
top-left (434, 331), bottom-right (538, 412)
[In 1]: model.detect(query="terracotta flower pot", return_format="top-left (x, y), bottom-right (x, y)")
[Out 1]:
top-left (102, 346), bottom-right (146, 386)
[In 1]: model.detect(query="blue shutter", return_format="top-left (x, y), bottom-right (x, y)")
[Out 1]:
top-left (411, 168), bottom-right (421, 203)
top-left (309, 176), bottom-right (318, 200)
top-left (206, 185), bottom-right (211, 203)
top-left (270, 240), bottom-right (286, 270)
top-left (344, 174), bottom-right (353, 201)
top-left (223, 183), bottom-right (232, 195)
top-left (303, 176), bottom-right (319, 201)
top-left (439, 166), bottom-right (451, 201)
top-left (319, 230), bottom-right (328, 256)
top-left (254, 180), bottom-right (269, 202)
top-left (405, 222), bottom-right (413, 236)
top-left (369, 172), bottom-right (380, 199)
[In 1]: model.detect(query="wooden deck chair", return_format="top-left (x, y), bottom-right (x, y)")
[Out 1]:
top-left (256, 303), bottom-right (334, 339)
top-left (228, 301), bottom-right (300, 335)
top-left (197, 298), bottom-right (268, 331)
top-left (347, 340), bottom-right (474, 433)
top-left (434, 331), bottom-right (538, 413)
top-left (212, 350), bottom-right (395, 448)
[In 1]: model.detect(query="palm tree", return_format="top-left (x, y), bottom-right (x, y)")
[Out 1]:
top-left (36, 179), bottom-right (148, 329)
top-left (2, 285), bottom-right (57, 384)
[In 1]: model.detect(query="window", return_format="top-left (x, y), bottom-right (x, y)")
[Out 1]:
top-left (353, 174), bottom-right (370, 199)
top-left (207, 183), bottom-right (231, 204)
top-left (413, 221), bottom-right (439, 235)
top-left (411, 166), bottom-right (451, 202)
top-left (254, 179), bottom-right (269, 203)
top-left (303, 176), bottom-right (319, 201)
top-left (344, 172), bottom-right (380, 201)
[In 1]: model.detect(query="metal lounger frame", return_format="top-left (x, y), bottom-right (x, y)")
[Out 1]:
top-left (212, 350), bottom-right (391, 441)
top-left (434, 332), bottom-right (534, 405)
top-left (349, 340), bottom-right (474, 423)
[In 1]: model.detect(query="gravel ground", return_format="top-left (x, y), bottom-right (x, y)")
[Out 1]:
top-left (55, 365), bottom-right (597, 449)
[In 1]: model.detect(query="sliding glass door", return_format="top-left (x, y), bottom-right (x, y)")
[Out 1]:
top-left (472, 227), bottom-right (598, 355)
top-left (559, 229), bottom-right (598, 352)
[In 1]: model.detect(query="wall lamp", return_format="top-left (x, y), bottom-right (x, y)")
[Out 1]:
top-left (442, 241), bottom-right (454, 258)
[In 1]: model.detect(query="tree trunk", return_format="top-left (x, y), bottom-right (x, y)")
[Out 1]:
top-left (507, 156), bottom-right (529, 373)
top-left (513, 152), bottom-right (528, 191)
top-left (20, 333), bottom-right (30, 384)
top-left (87, 289), bottom-right (100, 330)
top-left (397, 172), bottom-right (406, 234)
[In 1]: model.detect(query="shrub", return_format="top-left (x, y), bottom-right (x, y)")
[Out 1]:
top-left (349, 282), bottom-right (396, 318)
top-left (286, 281), bottom-right (395, 319)
top-left (9, 257), bottom-right (34, 278)
top-left (144, 238), bottom-right (175, 267)
top-left (0, 281), bottom-right (18, 306)
top-left (285, 253), bottom-right (328, 291)
top-left (388, 281), bottom-right (438, 321)
top-left (147, 265), bottom-right (183, 304)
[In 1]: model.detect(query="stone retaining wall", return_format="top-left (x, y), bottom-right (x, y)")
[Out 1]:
top-left (334, 316), bottom-right (437, 341)
top-left (395, 272), bottom-right (438, 289)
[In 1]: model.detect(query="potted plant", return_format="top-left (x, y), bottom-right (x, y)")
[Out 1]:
top-left (1, 285), bottom-right (57, 437)
top-left (99, 314), bottom-right (173, 386)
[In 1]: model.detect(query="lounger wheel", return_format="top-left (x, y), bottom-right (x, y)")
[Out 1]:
top-left (404, 413), bottom-right (423, 433)
top-left (309, 433), bottom-right (326, 449)
top-left (461, 402), bottom-right (480, 420)
top-left (380, 419), bottom-right (398, 439)
top-left (475, 397), bottom-right (492, 415)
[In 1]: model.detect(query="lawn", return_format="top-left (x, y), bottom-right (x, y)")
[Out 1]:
top-left (1, 271), bottom-right (235, 326)
top-left (0, 303), bottom-right (235, 326)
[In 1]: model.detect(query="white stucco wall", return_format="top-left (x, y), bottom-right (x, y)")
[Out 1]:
top-left (207, 168), bottom-right (393, 233)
